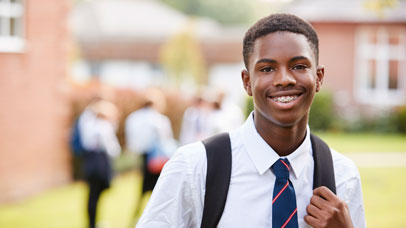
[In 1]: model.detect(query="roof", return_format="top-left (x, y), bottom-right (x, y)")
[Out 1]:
top-left (70, 0), bottom-right (224, 42)
top-left (283, 0), bottom-right (406, 23)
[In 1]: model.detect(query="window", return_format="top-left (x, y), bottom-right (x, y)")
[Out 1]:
top-left (355, 26), bottom-right (406, 106)
top-left (0, 0), bottom-right (24, 52)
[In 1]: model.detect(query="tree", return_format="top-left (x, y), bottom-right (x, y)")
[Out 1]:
top-left (160, 0), bottom-right (257, 25)
top-left (159, 22), bottom-right (207, 86)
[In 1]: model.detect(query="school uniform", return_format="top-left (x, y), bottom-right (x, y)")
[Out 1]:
top-left (125, 107), bottom-right (176, 193)
top-left (79, 108), bottom-right (120, 228)
top-left (136, 113), bottom-right (366, 228)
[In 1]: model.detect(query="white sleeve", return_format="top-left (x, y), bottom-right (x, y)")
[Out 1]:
top-left (125, 113), bottom-right (156, 154)
top-left (179, 108), bottom-right (193, 146)
top-left (125, 115), bottom-right (138, 153)
top-left (136, 142), bottom-right (206, 228)
top-left (99, 120), bottom-right (121, 157)
top-left (333, 150), bottom-right (366, 228)
top-left (158, 116), bottom-right (178, 157)
top-left (345, 172), bottom-right (366, 228)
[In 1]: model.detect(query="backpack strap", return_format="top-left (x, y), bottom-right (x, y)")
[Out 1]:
top-left (201, 132), bottom-right (232, 228)
top-left (201, 132), bottom-right (336, 228)
top-left (310, 133), bottom-right (336, 194)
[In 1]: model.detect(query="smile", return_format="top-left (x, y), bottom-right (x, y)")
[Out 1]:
top-left (272, 95), bottom-right (299, 103)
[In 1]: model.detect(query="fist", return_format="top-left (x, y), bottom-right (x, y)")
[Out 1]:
top-left (304, 186), bottom-right (353, 228)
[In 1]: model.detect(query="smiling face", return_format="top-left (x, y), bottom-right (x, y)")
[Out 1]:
top-left (242, 31), bottom-right (324, 129)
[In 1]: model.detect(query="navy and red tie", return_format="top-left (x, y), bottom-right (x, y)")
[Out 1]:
top-left (271, 158), bottom-right (299, 228)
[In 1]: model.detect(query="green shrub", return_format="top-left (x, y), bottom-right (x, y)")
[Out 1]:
top-left (309, 91), bottom-right (335, 131)
top-left (343, 106), bottom-right (406, 134)
top-left (244, 96), bottom-right (254, 118)
top-left (393, 106), bottom-right (406, 133)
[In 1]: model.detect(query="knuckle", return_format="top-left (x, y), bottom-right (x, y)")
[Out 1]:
top-left (303, 215), bottom-right (309, 222)
top-left (310, 196), bottom-right (317, 204)
top-left (306, 204), bottom-right (311, 213)
top-left (324, 207), bottom-right (338, 220)
top-left (335, 200), bottom-right (347, 210)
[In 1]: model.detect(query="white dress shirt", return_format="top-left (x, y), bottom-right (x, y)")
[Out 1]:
top-left (125, 107), bottom-right (177, 157)
top-left (79, 108), bottom-right (121, 158)
top-left (179, 106), bottom-right (211, 146)
top-left (136, 113), bottom-right (366, 228)
top-left (206, 102), bottom-right (245, 137)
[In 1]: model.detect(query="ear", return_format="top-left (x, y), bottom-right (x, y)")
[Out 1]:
top-left (316, 65), bottom-right (324, 92)
top-left (242, 69), bottom-right (252, 96)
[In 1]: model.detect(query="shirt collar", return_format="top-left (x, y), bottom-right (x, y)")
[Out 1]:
top-left (242, 112), bottom-right (312, 179)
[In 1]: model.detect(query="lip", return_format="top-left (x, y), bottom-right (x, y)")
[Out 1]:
top-left (267, 89), bottom-right (304, 109)
top-left (267, 89), bottom-right (304, 98)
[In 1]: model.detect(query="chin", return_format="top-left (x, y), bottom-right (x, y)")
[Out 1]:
top-left (254, 108), bottom-right (309, 129)
top-left (271, 118), bottom-right (300, 128)
top-left (266, 111), bottom-right (308, 129)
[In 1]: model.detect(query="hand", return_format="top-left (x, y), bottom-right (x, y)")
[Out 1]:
top-left (304, 186), bottom-right (354, 228)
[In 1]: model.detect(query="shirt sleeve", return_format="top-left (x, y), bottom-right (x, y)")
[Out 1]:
top-left (99, 120), bottom-right (121, 157)
top-left (125, 112), bottom-right (157, 154)
top-left (333, 150), bottom-right (366, 228)
top-left (136, 142), bottom-right (206, 228)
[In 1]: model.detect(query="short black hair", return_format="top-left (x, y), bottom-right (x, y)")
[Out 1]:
top-left (243, 13), bottom-right (319, 69)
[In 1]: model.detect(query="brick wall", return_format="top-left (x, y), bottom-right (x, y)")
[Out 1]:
top-left (0, 0), bottom-right (72, 203)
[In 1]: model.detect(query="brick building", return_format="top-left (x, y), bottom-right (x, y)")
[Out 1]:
top-left (285, 0), bottom-right (406, 117)
top-left (0, 0), bottom-right (72, 202)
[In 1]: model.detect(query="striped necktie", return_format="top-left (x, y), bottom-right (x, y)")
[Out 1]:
top-left (271, 158), bottom-right (298, 228)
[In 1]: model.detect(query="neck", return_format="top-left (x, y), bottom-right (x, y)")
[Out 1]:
top-left (254, 113), bottom-right (308, 157)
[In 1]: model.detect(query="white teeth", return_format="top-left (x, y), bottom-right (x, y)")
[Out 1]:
top-left (273, 96), bottom-right (298, 103)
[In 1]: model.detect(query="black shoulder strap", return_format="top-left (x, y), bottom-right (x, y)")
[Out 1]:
top-left (201, 132), bottom-right (336, 228)
top-left (201, 132), bottom-right (232, 228)
top-left (310, 133), bottom-right (336, 194)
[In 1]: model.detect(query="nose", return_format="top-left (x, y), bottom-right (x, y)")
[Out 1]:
top-left (272, 68), bottom-right (296, 87)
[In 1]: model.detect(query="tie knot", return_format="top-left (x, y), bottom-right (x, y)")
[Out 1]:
top-left (271, 158), bottom-right (291, 179)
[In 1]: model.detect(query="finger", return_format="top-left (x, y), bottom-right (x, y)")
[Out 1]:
top-left (306, 203), bottom-right (323, 219)
top-left (309, 195), bottom-right (328, 210)
top-left (304, 214), bottom-right (319, 227)
top-left (313, 186), bottom-right (336, 201)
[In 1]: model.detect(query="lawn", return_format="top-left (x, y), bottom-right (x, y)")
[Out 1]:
top-left (315, 132), bottom-right (406, 153)
top-left (360, 167), bottom-right (406, 228)
top-left (0, 133), bottom-right (405, 227)
top-left (0, 172), bottom-right (143, 228)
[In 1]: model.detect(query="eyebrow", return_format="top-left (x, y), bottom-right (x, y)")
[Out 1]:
top-left (255, 58), bottom-right (277, 65)
top-left (290, 56), bottom-right (310, 62)
top-left (255, 56), bottom-right (311, 65)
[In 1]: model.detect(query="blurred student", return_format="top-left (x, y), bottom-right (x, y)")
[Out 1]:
top-left (78, 99), bottom-right (121, 228)
top-left (206, 89), bottom-right (245, 135)
top-left (179, 95), bottom-right (211, 145)
top-left (125, 88), bottom-right (177, 219)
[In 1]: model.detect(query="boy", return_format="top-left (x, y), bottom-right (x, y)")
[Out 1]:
top-left (136, 14), bottom-right (365, 228)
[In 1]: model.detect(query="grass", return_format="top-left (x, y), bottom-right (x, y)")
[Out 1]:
top-left (0, 172), bottom-right (144, 228)
top-left (360, 167), bottom-right (406, 228)
top-left (315, 132), bottom-right (406, 153)
top-left (0, 133), bottom-right (405, 227)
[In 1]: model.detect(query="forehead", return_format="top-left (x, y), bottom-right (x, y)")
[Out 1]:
top-left (250, 32), bottom-right (315, 65)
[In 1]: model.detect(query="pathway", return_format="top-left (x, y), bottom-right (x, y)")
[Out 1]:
top-left (346, 152), bottom-right (406, 167)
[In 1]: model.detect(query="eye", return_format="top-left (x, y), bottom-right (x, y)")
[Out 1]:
top-left (292, 64), bottom-right (308, 70)
top-left (260, 66), bottom-right (275, 72)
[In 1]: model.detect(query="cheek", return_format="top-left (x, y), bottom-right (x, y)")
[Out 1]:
top-left (251, 80), bottom-right (266, 98)
top-left (301, 74), bottom-right (318, 90)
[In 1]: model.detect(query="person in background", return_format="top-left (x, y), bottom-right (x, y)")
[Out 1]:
top-left (206, 88), bottom-right (245, 136)
top-left (78, 99), bottom-right (121, 228)
top-left (179, 94), bottom-right (211, 146)
top-left (125, 88), bottom-right (177, 221)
